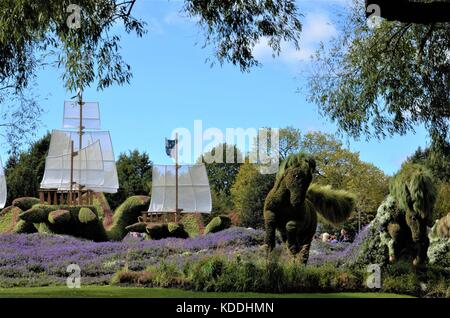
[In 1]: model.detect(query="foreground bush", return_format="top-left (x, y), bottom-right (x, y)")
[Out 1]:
top-left (111, 252), bottom-right (450, 297)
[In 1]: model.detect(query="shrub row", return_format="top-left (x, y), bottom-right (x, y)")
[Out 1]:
top-left (111, 252), bottom-right (450, 297)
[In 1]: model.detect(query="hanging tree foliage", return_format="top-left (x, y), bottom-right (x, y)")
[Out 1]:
top-left (308, 0), bottom-right (449, 149)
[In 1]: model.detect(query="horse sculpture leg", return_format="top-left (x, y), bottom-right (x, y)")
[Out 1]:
top-left (286, 220), bottom-right (300, 255)
top-left (413, 236), bottom-right (430, 266)
top-left (298, 242), bottom-right (312, 265)
top-left (264, 210), bottom-right (277, 252)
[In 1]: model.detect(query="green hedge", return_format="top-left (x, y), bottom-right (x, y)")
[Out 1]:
top-left (48, 210), bottom-right (71, 225)
top-left (78, 208), bottom-right (97, 224)
top-left (146, 222), bottom-right (189, 240)
top-left (204, 215), bottom-right (231, 234)
top-left (18, 204), bottom-right (107, 241)
top-left (12, 197), bottom-right (41, 211)
top-left (106, 196), bottom-right (150, 241)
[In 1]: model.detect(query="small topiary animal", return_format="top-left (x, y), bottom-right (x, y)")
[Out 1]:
top-left (264, 153), bottom-right (356, 264)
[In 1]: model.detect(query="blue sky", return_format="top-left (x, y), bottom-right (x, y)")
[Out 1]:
top-left (2, 0), bottom-right (430, 175)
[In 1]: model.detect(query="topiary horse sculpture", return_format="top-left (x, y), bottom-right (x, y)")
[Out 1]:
top-left (264, 153), bottom-right (356, 264)
top-left (378, 163), bottom-right (437, 266)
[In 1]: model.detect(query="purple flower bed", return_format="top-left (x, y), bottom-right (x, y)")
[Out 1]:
top-left (308, 225), bottom-right (372, 266)
top-left (0, 226), bottom-right (371, 287)
top-left (0, 228), bottom-right (264, 287)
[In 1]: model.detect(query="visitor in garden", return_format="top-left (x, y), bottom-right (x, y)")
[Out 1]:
top-left (330, 235), bottom-right (338, 244)
top-left (322, 233), bottom-right (331, 242)
top-left (339, 229), bottom-right (351, 242)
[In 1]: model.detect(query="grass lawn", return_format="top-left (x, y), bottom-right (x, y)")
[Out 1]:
top-left (0, 286), bottom-right (414, 298)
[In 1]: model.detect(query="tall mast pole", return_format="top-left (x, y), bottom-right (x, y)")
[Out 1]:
top-left (175, 132), bottom-right (179, 222)
top-left (69, 140), bottom-right (74, 205)
top-left (78, 91), bottom-right (83, 205)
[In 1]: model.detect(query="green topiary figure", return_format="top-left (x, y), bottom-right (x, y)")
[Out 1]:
top-left (125, 221), bottom-right (190, 240)
top-left (13, 196), bottom-right (150, 242)
top-left (428, 212), bottom-right (450, 267)
top-left (106, 196), bottom-right (151, 241)
top-left (204, 215), bottom-right (232, 234)
top-left (12, 197), bottom-right (41, 211)
top-left (146, 222), bottom-right (189, 240)
top-left (264, 153), bottom-right (355, 264)
top-left (379, 163), bottom-right (437, 266)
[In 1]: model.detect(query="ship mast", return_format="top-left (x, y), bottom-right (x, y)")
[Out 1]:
top-left (78, 91), bottom-right (83, 204)
top-left (175, 132), bottom-right (179, 222)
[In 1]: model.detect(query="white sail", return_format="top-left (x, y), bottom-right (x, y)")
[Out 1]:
top-left (149, 164), bottom-right (212, 214)
top-left (41, 129), bottom-right (119, 193)
top-left (63, 101), bottom-right (101, 130)
top-left (40, 140), bottom-right (105, 190)
top-left (0, 157), bottom-right (6, 209)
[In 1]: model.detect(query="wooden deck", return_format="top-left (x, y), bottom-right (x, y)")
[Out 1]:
top-left (38, 189), bottom-right (94, 206)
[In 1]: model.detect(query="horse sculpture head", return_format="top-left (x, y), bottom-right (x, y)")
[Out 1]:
top-left (277, 153), bottom-right (316, 206)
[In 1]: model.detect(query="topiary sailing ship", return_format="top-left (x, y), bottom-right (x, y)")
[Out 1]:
top-left (12, 195), bottom-right (150, 242)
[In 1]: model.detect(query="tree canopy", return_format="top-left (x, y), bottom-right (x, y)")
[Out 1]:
top-left (231, 162), bottom-right (275, 228)
top-left (0, 0), bottom-right (145, 149)
top-left (198, 143), bottom-right (243, 196)
top-left (4, 133), bottom-right (50, 204)
top-left (308, 0), bottom-right (449, 149)
top-left (407, 140), bottom-right (450, 220)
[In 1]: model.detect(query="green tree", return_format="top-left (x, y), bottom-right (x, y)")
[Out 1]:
top-left (408, 139), bottom-right (450, 182)
top-left (231, 163), bottom-right (275, 228)
top-left (250, 126), bottom-right (301, 163)
top-left (197, 143), bottom-right (243, 223)
top-left (4, 133), bottom-right (51, 204)
top-left (434, 182), bottom-right (450, 220)
top-left (308, 0), bottom-right (449, 148)
top-left (106, 150), bottom-right (152, 210)
top-left (407, 140), bottom-right (450, 220)
top-left (209, 189), bottom-right (233, 218)
top-left (198, 143), bottom-right (243, 196)
top-left (0, 1), bottom-right (145, 150)
top-left (278, 126), bottom-right (302, 160)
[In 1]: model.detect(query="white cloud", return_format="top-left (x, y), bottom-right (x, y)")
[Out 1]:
top-left (254, 12), bottom-right (338, 64)
top-left (164, 10), bottom-right (199, 26)
top-left (301, 13), bottom-right (338, 45)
